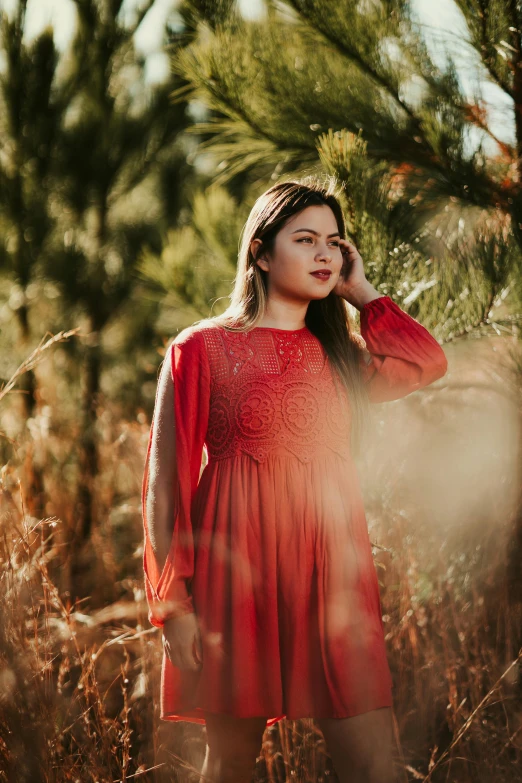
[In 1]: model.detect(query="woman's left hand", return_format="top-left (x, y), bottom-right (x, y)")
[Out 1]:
top-left (333, 239), bottom-right (369, 301)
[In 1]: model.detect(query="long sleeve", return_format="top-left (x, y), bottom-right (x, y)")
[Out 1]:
top-left (141, 327), bottom-right (210, 628)
top-left (358, 295), bottom-right (448, 403)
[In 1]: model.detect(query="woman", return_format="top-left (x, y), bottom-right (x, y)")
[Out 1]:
top-left (142, 178), bottom-right (448, 783)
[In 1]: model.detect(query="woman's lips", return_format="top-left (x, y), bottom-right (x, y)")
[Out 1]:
top-left (310, 270), bottom-right (332, 280)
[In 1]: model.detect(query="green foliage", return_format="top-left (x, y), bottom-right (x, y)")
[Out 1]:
top-left (0, 0), bottom-right (197, 341)
top-left (0, 8), bottom-right (60, 291)
top-left (179, 0), bottom-right (237, 30)
top-left (171, 1), bottom-right (491, 200)
top-left (138, 184), bottom-right (244, 330)
top-left (167, 0), bottom-right (522, 341)
top-left (42, 8), bottom-right (190, 333)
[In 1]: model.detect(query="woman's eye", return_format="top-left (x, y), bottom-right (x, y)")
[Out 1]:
top-left (297, 237), bottom-right (340, 247)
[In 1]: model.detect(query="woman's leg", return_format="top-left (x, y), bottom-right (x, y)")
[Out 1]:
top-left (199, 712), bottom-right (267, 783)
top-left (316, 706), bottom-right (396, 783)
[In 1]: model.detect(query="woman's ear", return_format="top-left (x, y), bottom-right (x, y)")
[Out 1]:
top-left (251, 238), bottom-right (269, 272)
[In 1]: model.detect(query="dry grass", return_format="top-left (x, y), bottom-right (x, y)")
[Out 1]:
top-left (0, 336), bottom-right (521, 782)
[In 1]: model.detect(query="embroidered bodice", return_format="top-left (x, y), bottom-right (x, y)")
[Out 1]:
top-left (200, 325), bottom-right (353, 464)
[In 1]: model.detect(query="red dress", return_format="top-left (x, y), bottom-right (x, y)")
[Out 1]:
top-left (142, 295), bottom-right (448, 726)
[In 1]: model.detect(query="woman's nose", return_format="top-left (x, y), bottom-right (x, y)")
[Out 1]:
top-left (316, 252), bottom-right (332, 263)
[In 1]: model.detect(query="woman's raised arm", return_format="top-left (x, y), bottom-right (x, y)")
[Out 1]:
top-left (357, 295), bottom-right (448, 403)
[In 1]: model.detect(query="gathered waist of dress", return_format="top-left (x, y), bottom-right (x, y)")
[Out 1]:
top-left (204, 441), bottom-right (353, 467)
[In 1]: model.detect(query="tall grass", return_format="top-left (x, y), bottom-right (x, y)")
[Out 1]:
top-left (0, 334), bottom-right (520, 782)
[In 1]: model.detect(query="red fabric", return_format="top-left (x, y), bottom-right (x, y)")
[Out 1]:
top-left (142, 336), bottom-right (210, 625)
top-left (142, 295), bottom-right (448, 725)
top-left (359, 295), bottom-right (448, 402)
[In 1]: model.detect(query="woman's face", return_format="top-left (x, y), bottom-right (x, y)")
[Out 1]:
top-left (252, 204), bottom-right (344, 303)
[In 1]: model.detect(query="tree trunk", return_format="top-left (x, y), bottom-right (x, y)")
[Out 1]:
top-left (16, 302), bottom-right (47, 519)
top-left (77, 331), bottom-right (101, 542)
top-left (76, 198), bottom-right (107, 542)
top-left (16, 303), bottom-right (37, 419)
top-left (69, 328), bottom-right (103, 605)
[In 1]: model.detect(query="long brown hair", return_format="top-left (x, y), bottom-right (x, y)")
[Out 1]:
top-left (205, 175), bottom-right (371, 456)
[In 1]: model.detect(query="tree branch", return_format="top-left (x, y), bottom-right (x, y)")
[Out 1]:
top-left (283, 0), bottom-right (422, 128)
top-left (477, 0), bottom-right (514, 97)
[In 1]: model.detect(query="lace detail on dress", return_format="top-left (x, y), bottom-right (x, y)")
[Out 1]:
top-left (200, 325), bottom-right (352, 464)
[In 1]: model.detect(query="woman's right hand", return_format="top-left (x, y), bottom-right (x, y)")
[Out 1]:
top-left (162, 612), bottom-right (203, 671)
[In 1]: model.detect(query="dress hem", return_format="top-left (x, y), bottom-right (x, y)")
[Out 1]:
top-left (160, 698), bottom-right (394, 726)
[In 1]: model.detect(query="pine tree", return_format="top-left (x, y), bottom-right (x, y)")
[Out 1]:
top-left (164, 0), bottom-right (521, 328)
top-left (0, 2), bottom-right (69, 417)
top-left (37, 0), bottom-right (198, 550)
top-left (0, 0), bottom-right (201, 566)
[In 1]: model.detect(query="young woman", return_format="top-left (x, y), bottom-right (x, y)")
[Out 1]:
top-left (142, 178), bottom-right (448, 783)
